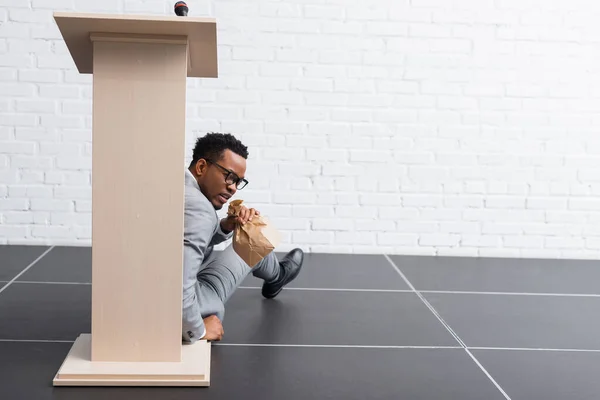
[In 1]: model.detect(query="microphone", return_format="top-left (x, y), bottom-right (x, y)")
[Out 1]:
top-left (174, 1), bottom-right (188, 16)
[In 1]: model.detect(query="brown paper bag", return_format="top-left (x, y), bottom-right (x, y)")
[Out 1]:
top-left (227, 199), bottom-right (281, 267)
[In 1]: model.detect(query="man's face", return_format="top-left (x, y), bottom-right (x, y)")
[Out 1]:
top-left (192, 149), bottom-right (247, 210)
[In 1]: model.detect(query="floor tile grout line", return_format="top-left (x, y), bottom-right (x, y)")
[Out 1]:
top-left (382, 255), bottom-right (465, 346)
top-left (4, 338), bottom-right (600, 354)
top-left (5, 280), bottom-right (600, 298)
top-left (0, 339), bottom-right (461, 348)
top-left (0, 246), bottom-right (55, 296)
top-left (238, 286), bottom-right (414, 293)
top-left (384, 254), bottom-right (512, 400)
top-left (417, 290), bottom-right (600, 298)
top-left (0, 339), bottom-right (75, 343)
top-left (469, 346), bottom-right (600, 353)
top-left (7, 280), bottom-right (91, 285)
top-left (213, 343), bottom-right (464, 349)
top-left (464, 349), bottom-right (513, 399)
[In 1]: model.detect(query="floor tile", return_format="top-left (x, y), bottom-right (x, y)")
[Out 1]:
top-left (220, 289), bottom-right (458, 346)
top-left (0, 341), bottom-right (73, 400)
top-left (15, 248), bottom-right (409, 291)
top-left (17, 246), bottom-right (91, 283)
top-left (473, 349), bottom-right (600, 400)
top-left (0, 342), bottom-right (506, 400)
top-left (392, 254), bottom-right (600, 294)
top-left (424, 292), bottom-right (600, 349)
top-left (0, 245), bottom-right (50, 281)
top-left (0, 283), bottom-right (90, 341)
top-left (197, 346), bottom-right (507, 400)
top-left (242, 253), bottom-right (409, 290)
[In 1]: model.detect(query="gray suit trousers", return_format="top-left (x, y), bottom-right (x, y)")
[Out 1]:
top-left (195, 245), bottom-right (280, 322)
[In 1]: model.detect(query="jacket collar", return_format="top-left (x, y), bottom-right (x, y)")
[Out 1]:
top-left (185, 168), bottom-right (201, 191)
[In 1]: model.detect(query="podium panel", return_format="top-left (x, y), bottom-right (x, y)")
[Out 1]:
top-left (90, 34), bottom-right (187, 363)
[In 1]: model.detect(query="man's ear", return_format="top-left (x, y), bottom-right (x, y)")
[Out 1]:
top-left (194, 159), bottom-right (208, 177)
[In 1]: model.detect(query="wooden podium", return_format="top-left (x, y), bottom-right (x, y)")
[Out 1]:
top-left (51, 12), bottom-right (217, 386)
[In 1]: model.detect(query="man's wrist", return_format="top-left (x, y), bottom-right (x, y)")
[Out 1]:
top-left (220, 218), bottom-right (233, 234)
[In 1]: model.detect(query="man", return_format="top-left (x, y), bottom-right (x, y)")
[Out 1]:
top-left (182, 132), bottom-right (304, 343)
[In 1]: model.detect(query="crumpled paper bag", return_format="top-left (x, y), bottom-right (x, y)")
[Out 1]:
top-left (227, 199), bottom-right (281, 267)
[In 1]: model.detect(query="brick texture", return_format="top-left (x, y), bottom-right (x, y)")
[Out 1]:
top-left (0, 0), bottom-right (598, 258)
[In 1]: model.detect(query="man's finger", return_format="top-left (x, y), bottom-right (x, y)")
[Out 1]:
top-left (237, 209), bottom-right (245, 224)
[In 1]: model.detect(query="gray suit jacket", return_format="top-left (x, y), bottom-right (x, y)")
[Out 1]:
top-left (182, 169), bottom-right (232, 342)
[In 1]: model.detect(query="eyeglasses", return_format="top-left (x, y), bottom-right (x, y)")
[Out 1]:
top-left (205, 158), bottom-right (248, 190)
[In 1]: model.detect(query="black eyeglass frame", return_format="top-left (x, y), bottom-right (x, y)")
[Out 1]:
top-left (204, 158), bottom-right (249, 190)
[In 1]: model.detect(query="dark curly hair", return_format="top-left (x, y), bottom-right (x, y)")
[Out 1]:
top-left (189, 132), bottom-right (249, 167)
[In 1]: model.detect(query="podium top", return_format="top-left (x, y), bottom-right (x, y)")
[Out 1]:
top-left (54, 12), bottom-right (217, 78)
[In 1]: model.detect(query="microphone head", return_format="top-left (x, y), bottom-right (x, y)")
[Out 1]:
top-left (174, 1), bottom-right (188, 16)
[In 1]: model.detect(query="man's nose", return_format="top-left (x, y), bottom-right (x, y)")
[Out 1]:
top-left (226, 182), bottom-right (237, 193)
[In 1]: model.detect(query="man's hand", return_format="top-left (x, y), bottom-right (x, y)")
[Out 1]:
top-left (221, 206), bottom-right (260, 233)
top-left (201, 315), bottom-right (224, 341)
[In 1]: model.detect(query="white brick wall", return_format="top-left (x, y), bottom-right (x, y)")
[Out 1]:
top-left (2, 0), bottom-right (600, 258)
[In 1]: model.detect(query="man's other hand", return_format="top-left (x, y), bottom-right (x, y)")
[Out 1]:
top-left (201, 315), bottom-right (224, 341)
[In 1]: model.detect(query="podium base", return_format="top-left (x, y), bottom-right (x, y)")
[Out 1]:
top-left (53, 334), bottom-right (211, 387)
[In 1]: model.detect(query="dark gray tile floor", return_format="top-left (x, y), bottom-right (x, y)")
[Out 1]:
top-left (0, 282), bottom-right (90, 341)
top-left (220, 289), bottom-right (458, 346)
top-left (392, 254), bottom-right (600, 294)
top-left (243, 252), bottom-right (411, 290)
top-left (1, 245), bottom-right (600, 399)
top-left (0, 244), bottom-right (50, 281)
top-left (424, 292), bottom-right (600, 350)
top-left (17, 246), bottom-right (91, 283)
top-left (472, 349), bottom-right (600, 400)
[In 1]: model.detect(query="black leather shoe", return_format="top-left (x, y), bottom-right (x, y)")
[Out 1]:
top-left (262, 248), bottom-right (304, 299)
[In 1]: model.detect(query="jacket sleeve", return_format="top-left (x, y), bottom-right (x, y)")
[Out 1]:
top-left (209, 219), bottom-right (234, 246)
top-left (181, 193), bottom-right (216, 342)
